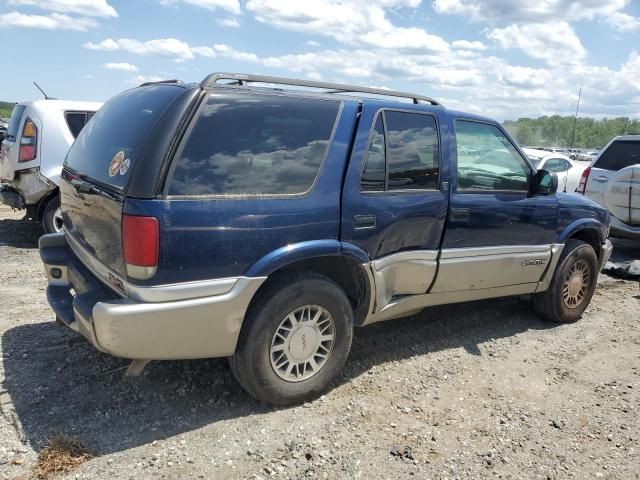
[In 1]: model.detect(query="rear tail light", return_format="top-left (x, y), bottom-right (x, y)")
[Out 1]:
top-left (18, 119), bottom-right (37, 162)
top-left (576, 166), bottom-right (591, 194)
top-left (122, 214), bottom-right (159, 280)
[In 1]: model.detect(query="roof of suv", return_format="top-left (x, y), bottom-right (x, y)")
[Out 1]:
top-left (609, 135), bottom-right (640, 142)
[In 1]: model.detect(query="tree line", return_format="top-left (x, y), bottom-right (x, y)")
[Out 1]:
top-left (503, 116), bottom-right (640, 149)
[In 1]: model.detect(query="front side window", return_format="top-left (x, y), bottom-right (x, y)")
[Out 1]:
top-left (455, 120), bottom-right (530, 192)
top-left (360, 110), bottom-right (439, 192)
top-left (168, 93), bottom-right (340, 196)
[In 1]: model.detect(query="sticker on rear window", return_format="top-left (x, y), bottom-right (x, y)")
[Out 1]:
top-left (119, 157), bottom-right (130, 176)
top-left (108, 151), bottom-right (125, 177)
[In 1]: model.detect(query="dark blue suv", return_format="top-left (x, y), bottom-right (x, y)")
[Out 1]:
top-left (40, 73), bottom-right (612, 405)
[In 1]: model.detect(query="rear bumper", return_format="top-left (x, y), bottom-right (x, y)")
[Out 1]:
top-left (599, 239), bottom-right (613, 271)
top-left (0, 169), bottom-right (54, 207)
top-left (0, 186), bottom-right (24, 209)
top-left (39, 233), bottom-right (265, 360)
top-left (609, 216), bottom-right (640, 241)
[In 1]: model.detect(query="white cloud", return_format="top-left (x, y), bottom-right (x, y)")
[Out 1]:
top-left (128, 75), bottom-right (165, 85)
top-left (245, 0), bottom-right (449, 52)
top-left (84, 38), bottom-right (194, 62)
top-left (159, 0), bottom-right (240, 14)
top-left (452, 40), bottom-right (486, 50)
top-left (191, 46), bottom-right (217, 57)
top-left (606, 11), bottom-right (640, 32)
top-left (217, 17), bottom-right (240, 27)
top-left (8, 0), bottom-right (117, 17)
top-left (103, 62), bottom-right (139, 72)
top-left (0, 11), bottom-right (97, 30)
top-left (433, 0), bottom-right (640, 33)
top-left (306, 40), bottom-right (321, 47)
top-left (488, 21), bottom-right (587, 65)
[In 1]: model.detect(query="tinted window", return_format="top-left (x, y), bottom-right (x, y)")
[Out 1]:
top-left (455, 121), bottom-right (530, 192)
top-left (65, 85), bottom-right (183, 190)
top-left (7, 105), bottom-right (26, 138)
top-left (361, 116), bottom-right (385, 192)
top-left (65, 112), bottom-right (87, 138)
top-left (169, 93), bottom-right (340, 196)
top-left (594, 141), bottom-right (640, 171)
top-left (543, 158), bottom-right (570, 172)
top-left (385, 111), bottom-right (438, 190)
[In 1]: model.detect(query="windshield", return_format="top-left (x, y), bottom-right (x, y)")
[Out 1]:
top-left (65, 85), bottom-right (183, 190)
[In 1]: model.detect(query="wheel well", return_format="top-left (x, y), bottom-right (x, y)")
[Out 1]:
top-left (568, 229), bottom-right (601, 257)
top-left (36, 188), bottom-right (59, 221)
top-left (251, 256), bottom-right (372, 326)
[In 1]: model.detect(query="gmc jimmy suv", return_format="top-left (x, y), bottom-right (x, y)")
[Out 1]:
top-left (40, 73), bottom-right (612, 405)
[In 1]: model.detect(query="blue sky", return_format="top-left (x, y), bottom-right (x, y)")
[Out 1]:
top-left (1, 0), bottom-right (639, 120)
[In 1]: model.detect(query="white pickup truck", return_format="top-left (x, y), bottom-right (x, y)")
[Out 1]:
top-left (0, 99), bottom-right (102, 232)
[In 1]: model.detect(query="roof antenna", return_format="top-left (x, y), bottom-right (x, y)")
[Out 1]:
top-left (33, 82), bottom-right (55, 100)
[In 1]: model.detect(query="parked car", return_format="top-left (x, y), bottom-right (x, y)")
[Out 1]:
top-left (39, 73), bottom-right (612, 405)
top-left (523, 148), bottom-right (586, 193)
top-left (577, 135), bottom-right (640, 240)
top-left (0, 99), bottom-right (102, 232)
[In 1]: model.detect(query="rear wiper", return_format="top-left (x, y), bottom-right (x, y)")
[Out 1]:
top-left (70, 178), bottom-right (99, 195)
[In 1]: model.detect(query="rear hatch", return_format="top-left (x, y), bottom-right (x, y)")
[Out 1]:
top-left (0, 104), bottom-right (27, 181)
top-left (61, 85), bottom-right (189, 285)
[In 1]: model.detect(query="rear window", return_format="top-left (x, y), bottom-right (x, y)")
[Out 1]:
top-left (594, 140), bottom-right (640, 171)
top-left (65, 111), bottom-right (93, 138)
top-left (168, 92), bottom-right (341, 196)
top-left (65, 85), bottom-right (183, 190)
top-left (7, 105), bottom-right (26, 138)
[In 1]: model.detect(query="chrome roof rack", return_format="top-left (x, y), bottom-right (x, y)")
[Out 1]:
top-left (200, 72), bottom-right (440, 106)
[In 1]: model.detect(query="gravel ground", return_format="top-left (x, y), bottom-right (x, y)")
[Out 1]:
top-left (1, 203), bottom-right (639, 480)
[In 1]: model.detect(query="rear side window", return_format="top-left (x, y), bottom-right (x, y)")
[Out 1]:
top-left (594, 141), bottom-right (640, 171)
top-left (360, 110), bottom-right (439, 192)
top-left (168, 93), bottom-right (340, 196)
top-left (65, 112), bottom-right (92, 138)
top-left (65, 85), bottom-right (183, 190)
top-left (7, 105), bottom-right (26, 138)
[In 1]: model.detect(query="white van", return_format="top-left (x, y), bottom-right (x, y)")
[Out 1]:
top-left (0, 99), bottom-right (102, 232)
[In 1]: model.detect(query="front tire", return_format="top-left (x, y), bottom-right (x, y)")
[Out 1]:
top-left (230, 272), bottom-right (354, 405)
top-left (533, 239), bottom-right (598, 323)
top-left (42, 196), bottom-right (63, 234)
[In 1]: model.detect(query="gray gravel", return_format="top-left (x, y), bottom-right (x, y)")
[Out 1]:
top-left (1, 204), bottom-right (639, 479)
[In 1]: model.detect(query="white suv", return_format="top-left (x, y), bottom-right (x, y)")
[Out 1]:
top-left (0, 99), bottom-right (102, 232)
top-left (577, 135), bottom-right (640, 240)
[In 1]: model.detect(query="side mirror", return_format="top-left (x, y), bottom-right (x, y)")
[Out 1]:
top-left (532, 169), bottom-right (558, 195)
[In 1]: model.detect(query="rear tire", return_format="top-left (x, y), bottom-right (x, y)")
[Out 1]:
top-left (42, 196), bottom-right (63, 234)
top-left (533, 239), bottom-right (598, 323)
top-left (230, 272), bottom-right (354, 405)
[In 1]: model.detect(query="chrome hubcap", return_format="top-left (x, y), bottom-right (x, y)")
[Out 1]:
top-left (562, 259), bottom-right (591, 308)
top-left (270, 305), bottom-right (335, 382)
top-left (52, 207), bottom-right (64, 233)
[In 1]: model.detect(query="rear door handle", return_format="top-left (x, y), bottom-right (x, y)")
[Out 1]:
top-left (593, 176), bottom-right (609, 183)
top-left (354, 214), bottom-right (376, 230)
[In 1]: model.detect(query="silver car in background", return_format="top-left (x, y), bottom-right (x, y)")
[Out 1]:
top-left (0, 99), bottom-right (102, 232)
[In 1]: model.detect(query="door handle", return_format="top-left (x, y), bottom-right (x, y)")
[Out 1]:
top-left (593, 176), bottom-right (609, 183)
top-left (354, 214), bottom-right (376, 230)
top-left (450, 208), bottom-right (470, 222)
